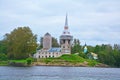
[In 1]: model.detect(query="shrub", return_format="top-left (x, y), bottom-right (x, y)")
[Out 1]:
top-left (26, 58), bottom-right (33, 65)
top-left (0, 53), bottom-right (8, 61)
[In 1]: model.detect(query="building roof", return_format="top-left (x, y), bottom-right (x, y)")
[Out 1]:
top-left (60, 35), bottom-right (73, 40)
top-left (45, 32), bottom-right (51, 36)
top-left (48, 47), bottom-right (61, 52)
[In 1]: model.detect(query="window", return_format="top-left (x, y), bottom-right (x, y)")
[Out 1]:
top-left (68, 40), bottom-right (70, 44)
top-left (63, 40), bottom-right (65, 43)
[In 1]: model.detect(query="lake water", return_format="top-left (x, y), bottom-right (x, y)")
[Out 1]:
top-left (0, 66), bottom-right (120, 80)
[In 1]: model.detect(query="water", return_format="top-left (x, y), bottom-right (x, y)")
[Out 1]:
top-left (0, 66), bottom-right (120, 80)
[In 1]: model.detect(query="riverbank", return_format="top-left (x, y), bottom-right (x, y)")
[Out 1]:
top-left (0, 58), bottom-right (33, 67)
top-left (0, 61), bottom-right (8, 66)
top-left (33, 61), bottom-right (109, 67)
top-left (0, 54), bottom-right (109, 67)
top-left (33, 54), bottom-right (109, 67)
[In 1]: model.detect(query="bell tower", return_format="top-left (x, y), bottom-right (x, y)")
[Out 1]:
top-left (60, 14), bottom-right (73, 54)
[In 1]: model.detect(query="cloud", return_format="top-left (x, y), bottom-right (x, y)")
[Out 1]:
top-left (0, 0), bottom-right (120, 45)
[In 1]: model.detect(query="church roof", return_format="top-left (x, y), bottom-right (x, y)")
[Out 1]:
top-left (45, 32), bottom-right (51, 36)
top-left (48, 47), bottom-right (61, 52)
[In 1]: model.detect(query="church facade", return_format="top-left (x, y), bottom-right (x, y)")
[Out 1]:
top-left (34, 14), bottom-right (73, 58)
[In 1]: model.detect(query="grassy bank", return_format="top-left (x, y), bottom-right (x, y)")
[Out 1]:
top-left (0, 54), bottom-right (107, 67)
top-left (10, 59), bottom-right (27, 63)
top-left (0, 61), bottom-right (8, 66)
top-left (0, 58), bottom-right (33, 66)
top-left (35, 54), bottom-right (99, 67)
top-left (0, 60), bottom-right (27, 66)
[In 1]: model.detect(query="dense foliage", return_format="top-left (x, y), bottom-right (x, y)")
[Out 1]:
top-left (72, 39), bottom-right (120, 67)
top-left (0, 53), bottom-right (8, 61)
top-left (71, 39), bottom-right (82, 53)
top-left (96, 44), bottom-right (120, 67)
top-left (0, 40), bottom-right (7, 54)
top-left (2, 27), bottom-right (37, 59)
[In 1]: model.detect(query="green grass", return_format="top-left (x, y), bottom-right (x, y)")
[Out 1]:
top-left (87, 59), bottom-right (99, 67)
top-left (59, 54), bottom-right (85, 62)
top-left (0, 61), bottom-right (8, 66)
top-left (38, 54), bottom-right (85, 63)
top-left (37, 54), bottom-right (99, 66)
top-left (0, 60), bottom-right (27, 66)
top-left (10, 59), bottom-right (27, 63)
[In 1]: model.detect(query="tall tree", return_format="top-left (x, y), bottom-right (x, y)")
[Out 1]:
top-left (5, 27), bottom-right (37, 59)
top-left (52, 37), bottom-right (59, 47)
top-left (71, 38), bottom-right (81, 53)
top-left (0, 40), bottom-right (7, 54)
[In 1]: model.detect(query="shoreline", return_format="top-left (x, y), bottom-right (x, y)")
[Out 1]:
top-left (32, 62), bottom-right (110, 68)
top-left (0, 62), bottom-right (110, 68)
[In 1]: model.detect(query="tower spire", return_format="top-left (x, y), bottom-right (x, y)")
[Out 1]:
top-left (65, 13), bottom-right (68, 27)
top-left (63, 13), bottom-right (70, 35)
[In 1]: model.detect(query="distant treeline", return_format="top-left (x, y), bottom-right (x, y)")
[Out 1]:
top-left (71, 39), bottom-right (120, 67)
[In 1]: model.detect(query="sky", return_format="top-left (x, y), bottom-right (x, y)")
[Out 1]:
top-left (0, 0), bottom-right (120, 46)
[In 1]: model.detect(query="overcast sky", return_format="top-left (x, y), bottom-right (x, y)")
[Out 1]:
top-left (0, 0), bottom-right (120, 46)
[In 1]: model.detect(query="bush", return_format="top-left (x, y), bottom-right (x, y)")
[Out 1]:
top-left (26, 58), bottom-right (33, 65)
top-left (78, 52), bottom-right (87, 59)
top-left (0, 53), bottom-right (8, 61)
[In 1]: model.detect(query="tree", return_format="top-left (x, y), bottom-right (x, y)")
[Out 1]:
top-left (0, 53), bottom-right (8, 61)
top-left (87, 46), bottom-right (94, 53)
top-left (114, 44), bottom-right (120, 51)
top-left (71, 39), bottom-right (81, 53)
top-left (113, 48), bottom-right (120, 67)
top-left (37, 37), bottom-right (43, 50)
top-left (5, 27), bottom-right (37, 59)
top-left (94, 45), bottom-right (101, 54)
top-left (0, 40), bottom-right (7, 54)
top-left (52, 37), bottom-right (59, 47)
top-left (97, 44), bottom-right (118, 67)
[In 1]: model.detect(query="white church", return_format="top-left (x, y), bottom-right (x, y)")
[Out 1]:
top-left (34, 14), bottom-right (73, 58)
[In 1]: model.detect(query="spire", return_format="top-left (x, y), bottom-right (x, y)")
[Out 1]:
top-left (63, 13), bottom-right (70, 35)
top-left (85, 42), bottom-right (87, 46)
top-left (65, 13), bottom-right (68, 27)
top-left (84, 42), bottom-right (88, 54)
